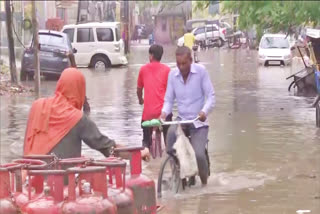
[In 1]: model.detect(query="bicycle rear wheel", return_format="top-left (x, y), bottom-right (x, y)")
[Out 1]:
top-left (157, 155), bottom-right (181, 198)
top-left (156, 129), bottom-right (162, 158)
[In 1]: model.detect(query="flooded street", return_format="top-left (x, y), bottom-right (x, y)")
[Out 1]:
top-left (1, 45), bottom-right (320, 213)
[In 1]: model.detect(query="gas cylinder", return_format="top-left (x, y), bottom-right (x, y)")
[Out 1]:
top-left (23, 154), bottom-right (56, 165)
top-left (57, 157), bottom-right (93, 197)
top-left (62, 166), bottom-right (117, 214)
top-left (0, 167), bottom-right (19, 214)
top-left (91, 159), bottom-right (136, 214)
top-left (57, 156), bottom-right (92, 169)
top-left (0, 163), bottom-right (26, 210)
top-left (22, 170), bottom-right (66, 214)
top-left (10, 159), bottom-right (48, 209)
top-left (114, 147), bottom-right (157, 214)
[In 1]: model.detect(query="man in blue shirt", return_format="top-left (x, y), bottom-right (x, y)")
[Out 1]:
top-left (161, 46), bottom-right (215, 185)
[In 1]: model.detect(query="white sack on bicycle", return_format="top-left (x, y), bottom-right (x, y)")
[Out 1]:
top-left (173, 124), bottom-right (198, 179)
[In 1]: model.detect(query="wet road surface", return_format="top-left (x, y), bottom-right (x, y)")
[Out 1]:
top-left (1, 44), bottom-right (319, 213)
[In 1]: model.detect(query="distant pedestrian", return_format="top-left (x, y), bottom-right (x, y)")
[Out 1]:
top-left (183, 28), bottom-right (195, 50)
top-left (138, 27), bottom-right (143, 43)
top-left (149, 31), bottom-right (154, 45)
top-left (184, 28), bottom-right (199, 62)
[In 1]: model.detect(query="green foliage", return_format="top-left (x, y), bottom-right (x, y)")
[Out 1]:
top-left (138, 1), bottom-right (187, 15)
top-left (222, 1), bottom-right (320, 32)
top-left (193, 1), bottom-right (212, 12)
top-left (194, 1), bottom-right (320, 35)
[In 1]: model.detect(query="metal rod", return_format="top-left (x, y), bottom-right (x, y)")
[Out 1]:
top-left (5, 0), bottom-right (18, 84)
top-left (286, 67), bottom-right (307, 79)
top-left (297, 46), bottom-right (308, 68)
top-left (161, 117), bottom-right (200, 126)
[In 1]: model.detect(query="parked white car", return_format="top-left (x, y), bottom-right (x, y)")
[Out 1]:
top-left (61, 22), bottom-right (127, 69)
top-left (258, 34), bottom-right (294, 66)
top-left (177, 24), bottom-right (228, 47)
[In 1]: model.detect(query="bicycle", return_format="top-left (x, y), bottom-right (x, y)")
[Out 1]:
top-left (141, 119), bottom-right (164, 159)
top-left (155, 118), bottom-right (211, 198)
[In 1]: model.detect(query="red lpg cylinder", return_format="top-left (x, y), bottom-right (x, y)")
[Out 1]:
top-left (0, 167), bottom-right (19, 214)
top-left (57, 157), bottom-right (93, 197)
top-left (23, 155), bottom-right (56, 165)
top-left (62, 166), bottom-right (117, 214)
top-left (57, 157), bottom-right (92, 169)
top-left (10, 159), bottom-right (47, 209)
top-left (22, 170), bottom-right (66, 214)
top-left (94, 158), bottom-right (134, 199)
top-left (114, 147), bottom-right (157, 214)
top-left (0, 163), bottom-right (25, 210)
top-left (91, 159), bottom-right (136, 214)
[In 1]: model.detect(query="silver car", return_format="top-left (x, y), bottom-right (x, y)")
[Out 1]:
top-left (20, 30), bottom-right (77, 80)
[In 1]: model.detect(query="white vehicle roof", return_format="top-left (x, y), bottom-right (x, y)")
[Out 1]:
top-left (63, 22), bottom-right (120, 29)
top-left (306, 28), bottom-right (320, 39)
top-left (262, 34), bottom-right (287, 38)
top-left (194, 24), bottom-right (219, 29)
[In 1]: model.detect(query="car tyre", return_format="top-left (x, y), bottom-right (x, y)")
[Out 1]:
top-left (217, 38), bottom-right (224, 47)
top-left (91, 56), bottom-right (111, 71)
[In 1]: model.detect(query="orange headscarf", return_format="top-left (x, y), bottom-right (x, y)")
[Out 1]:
top-left (24, 68), bottom-right (86, 155)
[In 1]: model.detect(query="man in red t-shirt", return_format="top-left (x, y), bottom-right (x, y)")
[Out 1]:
top-left (137, 44), bottom-right (171, 150)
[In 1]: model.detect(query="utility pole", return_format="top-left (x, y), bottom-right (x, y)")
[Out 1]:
top-left (76, 0), bottom-right (81, 24)
top-left (121, 0), bottom-right (129, 54)
top-left (5, 0), bottom-right (18, 84)
top-left (32, 1), bottom-right (40, 98)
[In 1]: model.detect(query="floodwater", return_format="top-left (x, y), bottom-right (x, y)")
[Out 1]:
top-left (1, 44), bottom-right (320, 213)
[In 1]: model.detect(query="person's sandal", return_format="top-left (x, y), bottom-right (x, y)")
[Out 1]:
top-left (188, 176), bottom-right (196, 187)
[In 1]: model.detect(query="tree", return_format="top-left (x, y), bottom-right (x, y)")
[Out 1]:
top-left (194, 1), bottom-right (320, 41)
top-left (5, 0), bottom-right (18, 84)
top-left (193, 0), bottom-right (219, 12)
top-left (138, 1), bottom-right (186, 14)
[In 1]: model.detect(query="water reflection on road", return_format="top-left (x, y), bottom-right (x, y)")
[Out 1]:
top-left (0, 45), bottom-right (319, 213)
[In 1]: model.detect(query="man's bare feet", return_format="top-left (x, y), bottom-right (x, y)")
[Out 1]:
top-left (141, 147), bottom-right (151, 162)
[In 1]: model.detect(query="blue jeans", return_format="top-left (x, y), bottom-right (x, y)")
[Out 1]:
top-left (166, 123), bottom-right (209, 184)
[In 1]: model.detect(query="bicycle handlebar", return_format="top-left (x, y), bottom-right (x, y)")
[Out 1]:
top-left (141, 117), bottom-right (199, 128)
top-left (160, 116), bottom-right (199, 126)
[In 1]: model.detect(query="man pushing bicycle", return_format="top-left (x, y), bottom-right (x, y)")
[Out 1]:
top-left (137, 44), bottom-right (172, 155)
top-left (160, 46), bottom-right (216, 186)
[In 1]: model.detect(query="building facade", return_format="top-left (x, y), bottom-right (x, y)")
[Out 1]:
top-left (150, 1), bottom-right (192, 45)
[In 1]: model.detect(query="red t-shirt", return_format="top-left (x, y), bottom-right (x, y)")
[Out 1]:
top-left (137, 62), bottom-right (170, 121)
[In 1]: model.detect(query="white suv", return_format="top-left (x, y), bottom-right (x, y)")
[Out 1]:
top-left (177, 24), bottom-right (228, 47)
top-left (62, 22), bottom-right (128, 69)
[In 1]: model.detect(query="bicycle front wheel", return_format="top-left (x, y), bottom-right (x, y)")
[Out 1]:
top-left (157, 155), bottom-right (181, 198)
